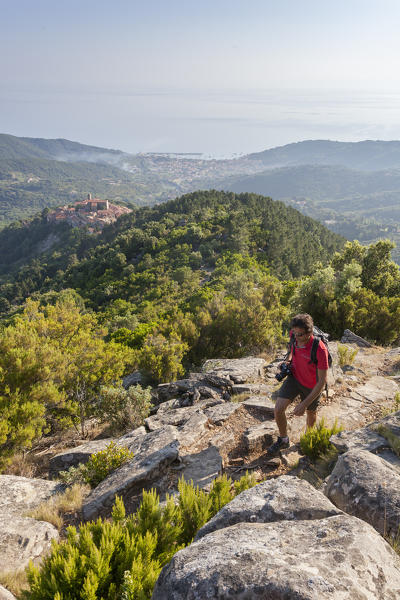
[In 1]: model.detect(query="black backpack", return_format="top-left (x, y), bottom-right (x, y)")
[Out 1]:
top-left (288, 326), bottom-right (333, 398)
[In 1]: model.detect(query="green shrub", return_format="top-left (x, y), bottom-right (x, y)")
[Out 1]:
top-left (23, 472), bottom-right (258, 600)
top-left (97, 384), bottom-right (152, 434)
top-left (337, 343), bottom-right (358, 367)
top-left (300, 419), bottom-right (343, 460)
top-left (59, 442), bottom-right (134, 488)
top-left (375, 424), bottom-right (400, 456)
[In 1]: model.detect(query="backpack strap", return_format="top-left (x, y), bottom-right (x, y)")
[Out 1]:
top-left (310, 335), bottom-right (329, 400)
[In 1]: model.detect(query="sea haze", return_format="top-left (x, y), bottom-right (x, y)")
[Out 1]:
top-left (2, 88), bottom-right (400, 158)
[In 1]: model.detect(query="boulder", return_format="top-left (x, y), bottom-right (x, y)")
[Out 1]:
top-left (331, 411), bottom-right (400, 453)
top-left (0, 585), bottom-right (16, 600)
top-left (0, 515), bottom-right (58, 573)
top-left (153, 515), bottom-right (400, 599)
top-left (82, 425), bottom-right (180, 520)
top-left (195, 476), bottom-right (341, 540)
top-left (203, 402), bottom-right (241, 425)
top-left (231, 383), bottom-right (272, 396)
top-left (0, 475), bottom-right (63, 516)
top-left (324, 449), bottom-right (400, 538)
top-left (0, 475), bottom-right (61, 573)
top-left (201, 357), bottom-right (266, 383)
top-left (341, 329), bottom-right (372, 347)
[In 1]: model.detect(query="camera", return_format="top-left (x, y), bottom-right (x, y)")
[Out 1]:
top-left (275, 362), bottom-right (292, 382)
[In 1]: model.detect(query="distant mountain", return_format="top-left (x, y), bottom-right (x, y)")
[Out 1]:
top-left (0, 133), bottom-right (124, 164)
top-left (247, 140), bottom-right (400, 171)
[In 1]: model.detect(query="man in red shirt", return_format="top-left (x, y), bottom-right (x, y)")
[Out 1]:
top-left (267, 313), bottom-right (329, 456)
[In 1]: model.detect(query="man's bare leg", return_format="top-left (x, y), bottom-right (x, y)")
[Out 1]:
top-left (274, 397), bottom-right (293, 437)
top-left (306, 409), bottom-right (317, 429)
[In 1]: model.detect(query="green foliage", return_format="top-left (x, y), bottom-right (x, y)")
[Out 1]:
top-left (97, 385), bottom-right (152, 434)
top-left (375, 425), bottom-right (400, 457)
top-left (59, 442), bottom-right (134, 488)
top-left (136, 333), bottom-right (188, 384)
top-left (23, 472), bottom-right (258, 600)
top-left (337, 343), bottom-right (358, 367)
top-left (300, 419), bottom-right (343, 460)
top-left (0, 295), bottom-right (134, 468)
top-left (293, 240), bottom-right (400, 344)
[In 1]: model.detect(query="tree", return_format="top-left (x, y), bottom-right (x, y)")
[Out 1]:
top-left (0, 296), bottom-right (134, 468)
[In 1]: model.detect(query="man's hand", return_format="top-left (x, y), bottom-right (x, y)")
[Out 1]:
top-left (293, 402), bottom-right (306, 417)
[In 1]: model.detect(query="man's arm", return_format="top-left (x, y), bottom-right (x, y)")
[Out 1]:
top-left (292, 369), bottom-right (328, 416)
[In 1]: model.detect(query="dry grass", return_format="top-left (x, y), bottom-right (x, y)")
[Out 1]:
top-left (26, 483), bottom-right (90, 530)
top-left (0, 568), bottom-right (29, 597)
top-left (231, 392), bottom-right (251, 403)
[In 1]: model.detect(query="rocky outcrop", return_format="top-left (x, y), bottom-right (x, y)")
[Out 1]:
top-left (195, 476), bottom-right (342, 540)
top-left (49, 426), bottom-right (147, 477)
top-left (0, 586), bottom-right (16, 600)
top-left (82, 425), bottom-right (180, 520)
top-left (0, 475), bottom-right (61, 573)
top-left (153, 514), bottom-right (400, 599)
top-left (341, 329), bottom-right (373, 347)
top-left (324, 449), bottom-right (400, 539)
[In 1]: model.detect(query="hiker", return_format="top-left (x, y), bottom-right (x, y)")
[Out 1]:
top-left (266, 313), bottom-right (329, 456)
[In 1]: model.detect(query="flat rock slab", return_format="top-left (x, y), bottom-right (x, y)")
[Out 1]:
top-left (242, 395), bottom-right (276, 416)
top-left (195, 475), bottom-right (342, 540)
top-left (324, 449), bottom-right (400, 539)
top-left (352, 376), bottom-right (398, 405)
top-left (202, 357), bottom-right (266, 383)
top-left (330, 411), bottom-right (400, 453)
top-left (49, 427), bottom-right (147, 477)
top-left (177, 412), bottom-right (209, 447)
top-left (231, 383), bottom-right (273, 396)
top-left (0, 515), bottom-right (58, 572)
top-left (82, 425), bottom-right (180, 521)
top-left (0, 475), bottom-right (63, 516)
top-left (203, 402), bottom-right (241, 425)
top-left (180, 446), bottom-right (222, 490)
top-left (153, 515), bottom-right (400, 600)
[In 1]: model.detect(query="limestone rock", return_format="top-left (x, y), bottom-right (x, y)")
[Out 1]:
top-left (341, 329), bottom-right (372, 347)
top-left (153, 515), bottom-right (400, 599)
top-left (195, 476), bottom-right (341, 540)
top-left (82, 425), bottom-right (179, 520)
top-left (231, 383), bottom-right (272, 396)
top-left (324, 449), bottom-right (400, 538)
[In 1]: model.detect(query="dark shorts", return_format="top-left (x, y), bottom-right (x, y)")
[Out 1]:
top-left (278, 374), bottom-right (320, 411)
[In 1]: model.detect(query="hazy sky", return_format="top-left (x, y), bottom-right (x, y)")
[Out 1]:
top-left (2, 0), bottom-right (400, 155)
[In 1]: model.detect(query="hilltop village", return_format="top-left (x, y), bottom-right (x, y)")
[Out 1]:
top-left (47, 194), bottom-right (131, 230)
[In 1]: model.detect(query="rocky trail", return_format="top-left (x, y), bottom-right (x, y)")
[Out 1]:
top-left (1, 336), bottom-right (400, 598)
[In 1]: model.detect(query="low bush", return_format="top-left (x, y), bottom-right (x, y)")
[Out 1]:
top-left (23, 472), bottom-right (257, 600)
top-left (300, 419), bottom-right (342, 460)
top-left (97, 385), bottom-right (152, 434)
top-left (337, 343), bottom-right (358, 367)
top-left (375, 424), bottom-right (400, 457)
top-left (59, 442), bottom-right (134, 488)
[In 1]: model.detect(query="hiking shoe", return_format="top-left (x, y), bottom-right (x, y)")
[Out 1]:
top-left (266, 436), bottom-right (290, 457)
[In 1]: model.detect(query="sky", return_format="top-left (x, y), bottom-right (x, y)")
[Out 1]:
top-left (2, 0), bottom-right (400, 156)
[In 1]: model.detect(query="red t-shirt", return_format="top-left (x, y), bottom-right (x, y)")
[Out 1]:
top-left (291, 333), bottom-right (329, 389)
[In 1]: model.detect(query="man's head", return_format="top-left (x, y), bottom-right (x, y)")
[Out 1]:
top-left (290, 313), bottom-right (313, 342)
